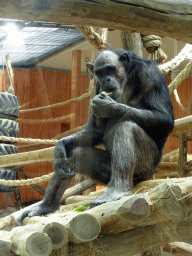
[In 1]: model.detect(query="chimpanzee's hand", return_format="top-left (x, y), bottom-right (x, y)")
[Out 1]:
top-left (91, 92), bottom-right (117, 118)
top-left (53, 138), bottom-right (75, 179)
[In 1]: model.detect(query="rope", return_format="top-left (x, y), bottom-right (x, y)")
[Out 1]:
top-left (0, 135), bottom-right (58, 145)
top-left (159, 43), bottom-right (192, 74)
top-left (20, 92), bottom-right (91, 113)
top-left (169, 59), bottom-right (192, 94)
top-left (0, 172), bottom-right (53, 186)
top-left (75, 25), bottom-right (108, 51)
top-left (171, 67), bottom-right (190, 112)
top-left (17, 114), bottom-right (74, 124)
top-left (142, 35), bottom-right (167, 63)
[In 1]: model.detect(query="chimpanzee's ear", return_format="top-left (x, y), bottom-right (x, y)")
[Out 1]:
top-left (86, 62), bottom-right (94, 73)
top-left (119, 53), bottom-right (130, 65)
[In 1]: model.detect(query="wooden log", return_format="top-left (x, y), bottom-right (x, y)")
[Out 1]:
top-left (20, 222), bottom-right (68, 250)
top-left (161, 149), bottom-right (179, 162)
top-left (0, 226), bottom-right (52, 256)
top-left (22, 213), bottom-right (101, 244)
top-left (1, 1), bottom-right (192, 44)
top-left (68, 220), bottom-right (192, 256)
top-left (60, 179), bottom-right (96, 204)
top-left (121, 32), bottom-right (143, 57)
top-left (65, 195), bottom-right (98, 205)
top-left (0, 179), bottom-right (95, 230)
top-left (59, 179), bottom-right (192, 235)
top-left (0, 231), bottom-right (12, 256)
top-left (0, 146), bottom-right (55, 168)
top-left (158, 162), bottom-right (178, 169)
top-left (164, 242), bottom-right (192, 256)
top-left (178, 132), bottom-right (188, 177)
top-left (172, 115), bottom-right (192, 136)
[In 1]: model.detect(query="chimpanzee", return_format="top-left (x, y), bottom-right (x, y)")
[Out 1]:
top-left (16, 48), bottom-right (174, 225)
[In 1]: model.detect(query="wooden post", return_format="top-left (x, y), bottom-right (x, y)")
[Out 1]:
top-left (121, 32), bottom-right (143, 57)
top-left (178, 132), bottom-right (188, 177)
top-left (71, 50), bottom-right (81, 130)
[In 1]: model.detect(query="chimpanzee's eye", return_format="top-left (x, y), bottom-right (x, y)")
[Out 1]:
top-left (107, 66), bottom-right (116, 75)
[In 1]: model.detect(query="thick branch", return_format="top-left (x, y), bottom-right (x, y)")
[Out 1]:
top-left (0, 1), bottom-right (192, 43)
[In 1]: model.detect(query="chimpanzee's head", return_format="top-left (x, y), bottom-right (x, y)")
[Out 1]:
top-left (86, 50), bottom-right (129, 100)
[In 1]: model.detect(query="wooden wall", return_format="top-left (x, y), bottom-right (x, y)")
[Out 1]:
top-left (0, 68), bottom-right (89, 206)
top-left (163, 77), bottom-right (192, 155)
top-left (0, 68), bottom-right (192, 207)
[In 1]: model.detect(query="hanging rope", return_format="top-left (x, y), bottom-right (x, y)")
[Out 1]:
top-left (169, 59), bottom-right (192, 94)
top-left (159, 44), bottom-right (192, 74)
top-left (141, 35), bottom-right (167, 63)
top-left (75, 25), bottom-right (109, 51)
top-left (171, 67), bottom-right (190, 112)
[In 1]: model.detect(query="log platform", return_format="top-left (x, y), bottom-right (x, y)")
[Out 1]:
top-left (1, 177), bottom-right (192, 255)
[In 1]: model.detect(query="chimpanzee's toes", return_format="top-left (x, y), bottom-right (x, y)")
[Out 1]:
top-left (15, 202), bottom-right (57, 226)
top-left (90, 188), bottom-right (132, 208)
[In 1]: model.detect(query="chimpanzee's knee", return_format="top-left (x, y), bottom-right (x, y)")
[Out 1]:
top-left (68, 146), bottom-right (111, 184)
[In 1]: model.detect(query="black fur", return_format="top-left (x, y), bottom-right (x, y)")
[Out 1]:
top-left (16, 49), bottom-right (174, 225)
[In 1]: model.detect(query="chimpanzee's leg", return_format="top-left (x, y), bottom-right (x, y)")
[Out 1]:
top-left (16, 147), bottom-right (111, 225)
top-left (90, 121), bottom-right (160, 207)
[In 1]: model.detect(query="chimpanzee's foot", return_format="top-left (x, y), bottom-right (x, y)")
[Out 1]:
top-left (90, 187), bottom-right (132, 208)
top-left (15, 201), bottom-right (58, 226)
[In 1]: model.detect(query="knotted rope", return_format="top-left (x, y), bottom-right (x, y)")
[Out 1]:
top-left (142, 35), bottom-right (167, 63)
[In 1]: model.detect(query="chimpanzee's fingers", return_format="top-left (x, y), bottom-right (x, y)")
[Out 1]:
top-left (53, 140), bottom-right (75, 179)
top-left (15, 209), bottom-right (32, 226)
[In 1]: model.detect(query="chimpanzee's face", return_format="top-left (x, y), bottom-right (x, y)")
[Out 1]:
top-left (87, 51), bottom-right (127, 100)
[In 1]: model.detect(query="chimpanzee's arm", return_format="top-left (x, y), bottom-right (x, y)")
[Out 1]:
top-left (53, 113), bottom-right (107, 179)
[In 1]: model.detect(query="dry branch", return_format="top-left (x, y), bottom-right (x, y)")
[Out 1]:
top-left (1, 1), bottom-right (192, 44)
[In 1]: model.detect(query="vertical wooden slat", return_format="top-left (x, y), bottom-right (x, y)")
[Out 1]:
top-left (71, 50), bottom-right (81, 129)
top-left (178, 133), bottom-right (188, 177)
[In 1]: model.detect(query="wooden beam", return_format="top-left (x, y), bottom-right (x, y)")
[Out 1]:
top-left (0, 1), bottom-right (192, 44)
top-left (172, 115), bottom-right (192, 136)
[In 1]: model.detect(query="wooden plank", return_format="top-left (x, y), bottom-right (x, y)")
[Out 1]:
top-left (0, 1), bottom-right (192, 44)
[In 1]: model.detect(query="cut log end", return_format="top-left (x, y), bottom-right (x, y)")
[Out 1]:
top-left (68, 213), bottom-right (101, 243)
top-left (22, 218), bottom-right (68, 250)
top-left (0, 240), bottom-right (12, 255)
top-left (44, 222), bottom-right (68, 250)
top-left (11, 230), bottom-right (53, 256)
top-left (117, 194), bottom-right (152, 223)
